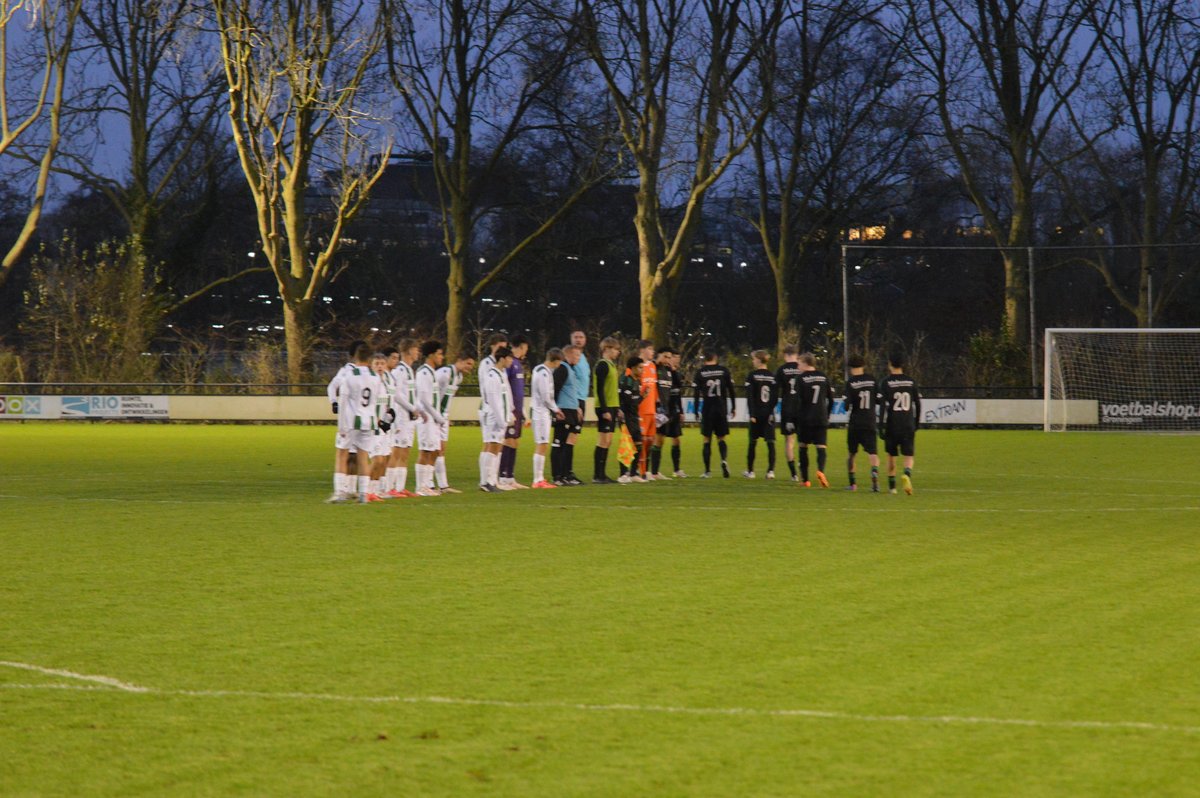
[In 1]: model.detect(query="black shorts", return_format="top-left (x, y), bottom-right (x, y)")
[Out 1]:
top-left (504, 410), bottom-right (524, 440)
top-left (659, 416), bottom-right (682, 438)
top-left (885, 429), bottom-right (915, 457)
top-left (799, 425), bottom-right (827, 446)
top-left (847, 427), bottom-right (877, 455)
top-left (780, 407), bottom-right (801, 436)
top-left (749, 415), bottom-right (775, 440)
top-left (700, 408), bottom-right (729, 438)
top-left (557, 408), bottom-right (582, 435)
top-left (596, 407), bottom-right (618, 434)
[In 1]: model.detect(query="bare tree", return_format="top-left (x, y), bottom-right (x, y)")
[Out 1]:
top-left (54, 1), bottom-right (229, 260)
top-left (0, 0), bottom-right (82, 288)
top-left (213, 0), bottom-right (391, 385)
top-left (749, 0), bottom-right (922, 351)
top-left (1051, 0), bottom-right (1200, 325)
top-left (900, 0), bottom-right (1107, 350)
top-left (576, 0), bottom-right (785, 344)
top-left (380, 0), bottom-right (613, 358)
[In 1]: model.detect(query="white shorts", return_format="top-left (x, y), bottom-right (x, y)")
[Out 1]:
top-left (531, 408), bottom-right (552, 445)
top-left (371, 431), bottom-right (391, 458)
top-left (418, 419), bottom-right (442, 452)
top-left (392, 417), bottom-right (415, 449)
top-left (481, 413), bottom-right (505, 444)
top-left (439, 420), bottom-right (450, 443)
top-left (338, 428), bottom-right (377, 454)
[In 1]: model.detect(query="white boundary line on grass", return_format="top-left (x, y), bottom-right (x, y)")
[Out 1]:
top-left (3, 661), bottom-right (1197, 736)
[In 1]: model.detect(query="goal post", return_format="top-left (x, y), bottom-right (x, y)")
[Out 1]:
top-left (1044, 328), bottom-right (1200, 431)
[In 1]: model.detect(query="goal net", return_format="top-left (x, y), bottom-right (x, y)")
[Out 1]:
top-left (1044, 328), bottom-right (1200, 431)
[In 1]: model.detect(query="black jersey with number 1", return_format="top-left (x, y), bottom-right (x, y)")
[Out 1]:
top-left (775, 363), bottom-right (803, 408)
top-left (845, 374), bottom-right (878, 431)
top-left (745, 369), bottom-right (778, 419)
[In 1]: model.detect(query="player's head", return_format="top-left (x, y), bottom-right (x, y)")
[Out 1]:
top-left (485, 331), bottom-right (508, 355)
top-left (545, 347), bottom-right (564, 366)
top-left (493, 345), bottom-right (513, 369)
top-left (599, 336), bottom-right (620, 359)
top-left (847, 353), bottom-right (865, 374)
top-left (570, 328), bottom-right (586, 348)
top-left (888, 351), bottom-right (905, 371)
top-left (799, 352), bottom-right (816, 370)
top-left (421, 340), bottom-right (444, 366)
top-left (782, 343), bottom-right (799, 362)
top-left (703, 350), bottom-right (719, 364)
top-left (371, 352), bottom-right (388, 374)
top-left (509, 333), bottom-right (529, 359)
top-left (751, 349), bottom-right (769, 368)
top-left (352, 340), bottom-right (372, 364)
top-left (456, 354), bottom-right (475, 373)
top-left (348, 339), bottom-right (368, 360)
top-left (382, 346), bottom-right (400, 369)
top-left (625, 355), bottom-right (642, 375)
top-left (562, 343), bottom-right (581, 365)
top-left (399, 338), bottom-right (419, 362)
top-left (637, 339), bottom-right (654, 360)
top-left (656, 346), bottom-right (674, 364)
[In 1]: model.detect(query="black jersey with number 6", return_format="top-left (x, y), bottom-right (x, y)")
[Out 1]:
top-left (845, 374), bottom-right (878, 431)
top-left (745, 369), bottom-right (777, 419)
top-left (880, 373), bottom-right (920, 435)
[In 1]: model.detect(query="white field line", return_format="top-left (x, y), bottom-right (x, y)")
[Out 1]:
top-left (0, 669), bottom-right (1196, 737)
top-left (0, 660), bottom-right (149, 692)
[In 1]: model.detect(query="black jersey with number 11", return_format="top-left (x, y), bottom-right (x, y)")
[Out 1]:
top-left (845, 374), bottom-right (878, 431)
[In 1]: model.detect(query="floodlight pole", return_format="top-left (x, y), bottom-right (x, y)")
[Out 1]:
top-left (841, 244), bottom-right (850, 381)
top-left (1028, 247), bottom-right (1037, 388)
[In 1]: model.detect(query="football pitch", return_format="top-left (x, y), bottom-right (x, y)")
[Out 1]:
top-left (2, 424), bottom-right (1199, 796)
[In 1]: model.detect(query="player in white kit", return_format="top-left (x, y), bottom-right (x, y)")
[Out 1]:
top-left (326, 340), bottom-right (366, 502)
top-left (432, 352), bottom-right (475, 493)
top-left (529, 347), bottom-right (565, 488)
top-left (478, 346), bottom-right (515, 492)
top-left (384, 340), bottom-right (423, 497)
top-left (414, 341), bottom-right (446, 496)
top-left (334, 342), bottom-right (384, 503)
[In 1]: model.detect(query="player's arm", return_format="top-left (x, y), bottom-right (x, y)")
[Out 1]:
top-left (724, 370), bottom-right (736, 415)
top-left (327, 369), bottom-right (345, 413)
top-left (914, 389), bottom-right (922, 430)
top-left (426, 373), bottom-right (448, 425)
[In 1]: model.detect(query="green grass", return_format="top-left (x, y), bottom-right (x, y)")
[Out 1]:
top-left (2, 424), bottom-right (1199, 796)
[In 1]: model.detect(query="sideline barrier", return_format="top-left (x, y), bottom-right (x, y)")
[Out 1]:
top-left (1, 394), bottom-right (1098, 426)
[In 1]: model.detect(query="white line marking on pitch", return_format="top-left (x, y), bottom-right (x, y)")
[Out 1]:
top-left (0, 660), bottom-right (149, 692)
top-left (2, 662), bottom-right (1197, 736)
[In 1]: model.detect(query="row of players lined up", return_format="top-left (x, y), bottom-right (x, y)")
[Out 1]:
top-left (325, 329), bottom-right (921, 503)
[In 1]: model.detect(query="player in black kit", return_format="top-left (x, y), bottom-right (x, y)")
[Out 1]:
top-left (843, 353), bottom-right (880, 492)
top-left (744, 349), bottom-right (778, 479)
top-left (879, 352), bottom-right (921, 495)
top-left (693, 351), bottom-right (735, 478)
top-left (796, 352), bottom-right (833, 487)
top-left (775, 344), bottom-right (803, 481)
top-left (650, 348), bottom-right (681, 479)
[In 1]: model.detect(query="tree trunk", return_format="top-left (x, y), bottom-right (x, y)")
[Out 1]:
top-left (773, 253), bottom-right (793, 354)
top-left (1000, 248), bottom-right (1028, 351)
top-left (283, 298), bottom-right (313, 392)
top-left (445, 257), bottom-right (470, 359)
top-left (640, 264), bottom-right (672, 345)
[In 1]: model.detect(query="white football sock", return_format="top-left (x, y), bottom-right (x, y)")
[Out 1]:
top-left (357, 475), bottom-right (370, 498)
top-left (397, 466), bottom-right (408, 493)
top-left (533, 453), bottom-right (545, 484)
top-left (489, 452), bottom-right (501, 486)
top-left (435, 456), bottom-right (448, 488)
top-left (477, 453), bottom-right (488, 486)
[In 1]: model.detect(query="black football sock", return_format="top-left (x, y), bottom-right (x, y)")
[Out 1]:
top-left (871, 466), bottom-right (879, 488)
top-left (747, 439), bottom-right (756, 472)
top-left (816, 447), bottom-right (827, 474)
top-left (718, 440), bottom-right (728, 463)
top-left (787, 459), bottom-right (797, 478)
top-left (650, 445), bottom-right (662, 475)
top-left (550, 443), bottom-right (562, 480)
top-left (766, 440), bottom-right (776, 472)
top-left (799, 448), bottom-right (809, 481)
top-left (847, 456), bottom-right (857, 485)
top-left (594, 446), bottom-right (607, 480)
top-left (702, 442), bottom-right (712, 471)
top-left (619, 461), bottom-right (628, 477)
top-left (904, 466), bottom-right (912, 477)
top-left (889, 475), bottom-right (897, 490)
top-left (500, 447), bottom-right (515, 479)
top-left (671, 445), bottom-right (681, 472)
top-left (565, 444), bottom-right (575, 477)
